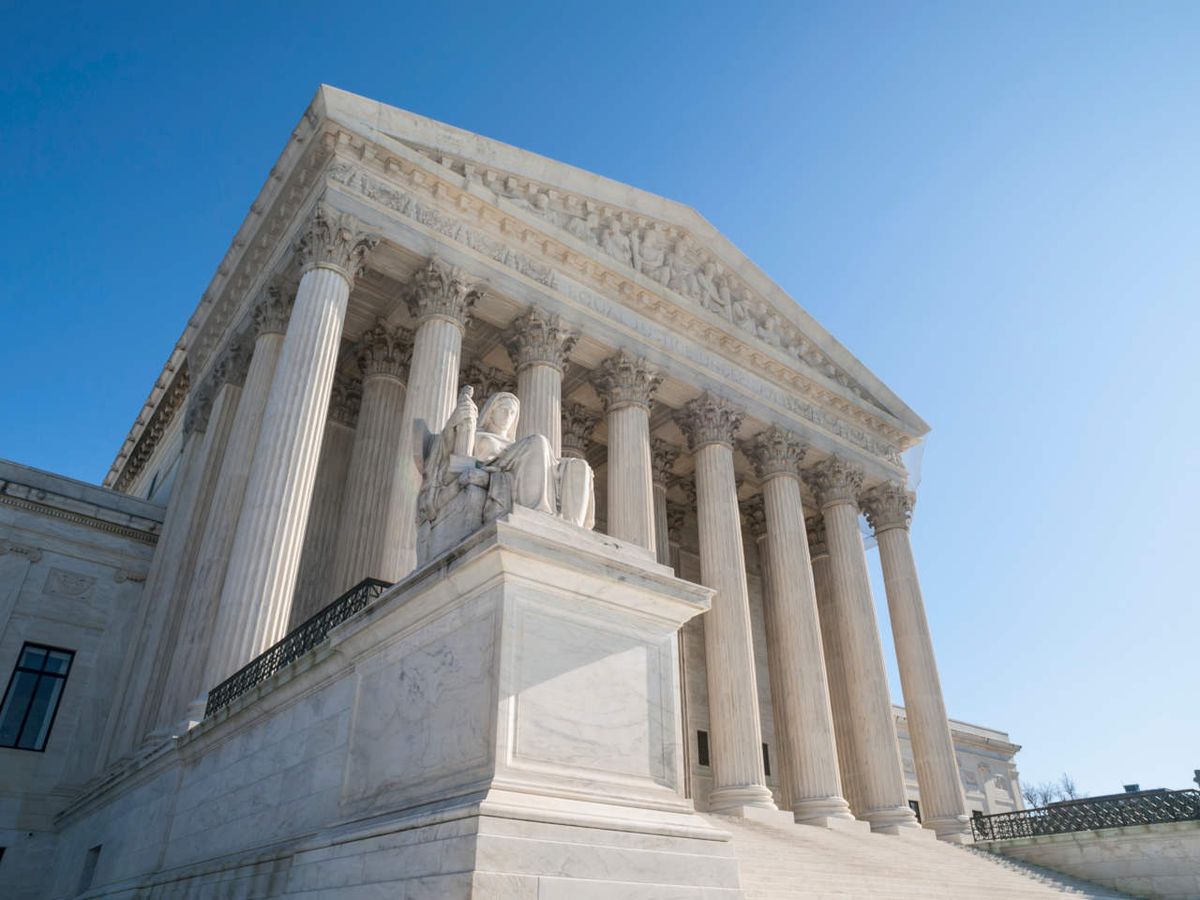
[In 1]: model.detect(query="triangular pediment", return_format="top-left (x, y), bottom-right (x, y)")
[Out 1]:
top-left (316, 85), bottom-right (929, 440)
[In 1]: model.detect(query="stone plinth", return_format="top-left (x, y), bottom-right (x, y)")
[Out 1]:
top-left (49, 508), bottom-right (740, 899)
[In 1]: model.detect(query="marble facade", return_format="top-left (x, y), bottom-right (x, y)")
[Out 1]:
top-left (0, 86), bottom-right (1031, 897)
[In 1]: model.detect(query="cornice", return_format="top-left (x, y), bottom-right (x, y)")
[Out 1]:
top-left (111, 365), bottom-right (190, 494)
top-left (0, 481), bottom-right (161, 545)
top-left (323, 152), bottom-right (907, 467)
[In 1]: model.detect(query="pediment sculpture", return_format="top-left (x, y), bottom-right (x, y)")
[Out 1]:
top-left (416, 387), bottom-right (596, 564)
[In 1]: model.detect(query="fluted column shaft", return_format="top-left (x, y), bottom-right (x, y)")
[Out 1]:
top-left (864, 484), bottom-right (970, 842)
top-left (760, 473), bottom-right (853, 823)
top-left (99, 382), bottom-right (238, 764)
top-left (515, 363), bottom-right (562, 453)
top-left (206, 264), bottom-right (357, 684)
top-left (160, 324), bottom-right (285, 723)
top-left (128, 376), bottom-right (243, 745)
top-left (393, 259), bottom-right (482, 576)
top-left (333, 321), bottom-right (412, 591)
top-left (809, 517), bottom-right (864, 816)
top-left (678, 392), bottom-right (778, 814)
top-left (595, 351), bottom-right (660, 552)
top-left (291, 407), bottom-right (357, 626)
top-left (808, 458), bottom-right (918, 833)
top-left (651, 440), bottom-right (679, 567)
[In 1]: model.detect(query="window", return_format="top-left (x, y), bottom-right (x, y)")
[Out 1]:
top-left (697, 730), bottom-right (710, 767)
top-left (908, 799), bottom-right (922, 822)
top-left (0, 644), bottom-right (75, 751)
top-left (762, 743), bottom-right (771, 777)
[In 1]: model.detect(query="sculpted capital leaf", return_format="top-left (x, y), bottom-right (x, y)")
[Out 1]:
top-left (676, 391), bottom-right (744, 450)
top-left (355, 319), bottom-right (413, 380)
top-left (295, 203), bottom-right (379, 283)
top-left (651, 438), bottom-right (681, 487)
top-left (328, 373), bottom-right (363, 427)
top-left (859, 481), bottom-right (914, 533)
top-left (805, 514), bottom-right (828, 558)
top-left (741, 494), bottom-right (767, 539)
top-left (505, 308), bottom-right (578, 372)
top-left (252, 283), bottom-right (294, 337)
top-left (561, 401), bottom-right (600, 460)
top-left (804, 456), bottom-right (865, 508)
top-left (593, 350), bottom-right (661, 412)
top-left (745, 425), bottom-right (808, 480)
top-left (406, 257), bottom-right (484, 328)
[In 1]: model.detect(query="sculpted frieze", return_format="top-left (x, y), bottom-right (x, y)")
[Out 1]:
top-left (325, 158), bottom-right (902, 467)
top-left (408, 144), bottom-right (881, 409)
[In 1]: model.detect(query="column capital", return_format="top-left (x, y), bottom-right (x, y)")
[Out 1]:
top-left (805, 514), bottom-right (828, 559)
top-left (252, 283), bottom-right (294, 337)
top-left (804, 456), bottom-right (865, 508)
top-left (406, 257), bottom-right (484, 329)
top-left (211, 337), bottom-right (252, 389)
top-left (183, 394), bottom-right (211, 437)
top-left (651, 438), bottom-right (681, 488)
top-left (294, 203), bottom-right (379, 284)
top-left (329, 373), bottom-right (363, 428)
top-left (594, 350), bottom-right (661, 412)
top-left (745, 425), bottom-right (808, 480)
top-left (355, 319), bottom-right (413, 380)
top-left (741, 493), bottom-right (767, 540)
top-left (666, 501), bottom-right (688, 537)
top-left (670, 472), bottom-right (697, 508)
top-left (860, 481), bottom-right (914, 534)
top-left (460, 361), bottom-right (516, 400)
top-left (561, 401), bottom-right (599, 460)
top-left (676, 391), bottom-right (744, 450)
top-left (505, 308), bottom-right (578, 372)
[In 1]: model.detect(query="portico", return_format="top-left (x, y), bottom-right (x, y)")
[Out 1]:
top-left (99, 85), bottom-right (969, 846)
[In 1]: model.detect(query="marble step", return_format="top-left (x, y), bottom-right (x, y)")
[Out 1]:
top-left (706, 815), bottom-right (1131, 899)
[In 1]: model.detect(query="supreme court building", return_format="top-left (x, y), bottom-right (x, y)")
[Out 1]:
top-left (0, 87), bottom-right (1050, 899)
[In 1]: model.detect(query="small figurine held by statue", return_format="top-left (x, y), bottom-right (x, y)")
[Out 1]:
top-left (415, 386), bottom-right (596, 564)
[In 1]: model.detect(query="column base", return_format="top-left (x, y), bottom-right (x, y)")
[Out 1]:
top-left (861, 804), bottom-right (924, 835)
top-left (708, 786), bottom-right (793, 825)
top-left (792, 795), bottom-right (858, 829)
top-left (926, 814), bottom-right (973, 844)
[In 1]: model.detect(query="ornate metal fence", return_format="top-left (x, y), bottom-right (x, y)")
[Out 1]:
top-left (971, 789), bottom-right (1200, 841)
top-left (204, 578), bottom-right (391, 718)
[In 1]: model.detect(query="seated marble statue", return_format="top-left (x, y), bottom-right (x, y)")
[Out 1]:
top-left (416, 387), bottom-right (595, 563)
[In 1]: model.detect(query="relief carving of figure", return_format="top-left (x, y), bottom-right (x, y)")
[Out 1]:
top-left (599, 218), bottom-right (634, 267)
top-left (416, 387), bottom-right (595, 563)
top-left (633, 224), bottom-right (671, 284)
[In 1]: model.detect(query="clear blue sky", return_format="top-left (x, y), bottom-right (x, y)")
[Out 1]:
top-left (2, 2), bottom-right (1197, 796)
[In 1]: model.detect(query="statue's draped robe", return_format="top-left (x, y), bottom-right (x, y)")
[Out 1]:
top-left (475, 432), bottom-right (594, 529)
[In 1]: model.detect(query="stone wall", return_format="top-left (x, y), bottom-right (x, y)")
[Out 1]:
top-left (979, 821), bottom-right (1200, 899)
top-left (0, 459), bottom-right (161, 898)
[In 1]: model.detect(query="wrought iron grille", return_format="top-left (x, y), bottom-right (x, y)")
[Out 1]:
top-left (971, 789), bottom-right (1200, 841)
top-left (204, 578), bottom-right (391, 718)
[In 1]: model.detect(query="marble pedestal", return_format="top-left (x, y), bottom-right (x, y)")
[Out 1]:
top-left (49, 508), bottom-right (740, 899)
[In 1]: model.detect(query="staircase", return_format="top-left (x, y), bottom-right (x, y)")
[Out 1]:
top-left (709, 815), bottom-right (1131, 899)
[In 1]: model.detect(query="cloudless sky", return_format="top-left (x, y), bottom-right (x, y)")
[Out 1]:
top-left (2, 2), bottom-right (1197, 796)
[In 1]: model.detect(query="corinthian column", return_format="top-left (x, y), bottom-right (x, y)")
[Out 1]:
top-left (159, 287), bottom-right (291, 725)
top-left (393, 259), bottom-right (483, 574)
top-left (292, 375), bottom-right (361, 625)
top-left (506, 308), bottom-right (576, 454)
top-left (746, 428), bottom-right (855, 827)
top-left (805, 457), bottom-right (919, 834)
top-left (676, 392), bottom-right (781, 818)
top-left (862, 482), bottom-right (970, 843)
top-left (808, 513), bottom-right (863, 815)
top-left (206, 205), bottom-right (377, 686)
top-left (651, 439), bottom-right (680, 566)
top-left (594, 351), bottom-right (660, 551)
top-left (332, 320), bottom-right (413, 592)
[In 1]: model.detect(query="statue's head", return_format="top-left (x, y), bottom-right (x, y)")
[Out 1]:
top-left (478, 392), bottom-right (520, 440)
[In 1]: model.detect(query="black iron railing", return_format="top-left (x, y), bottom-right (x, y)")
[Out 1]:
top-left (204, 578), bottom-right (391, 718)
top-left (971, 789), bottom-right (1200, 841)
